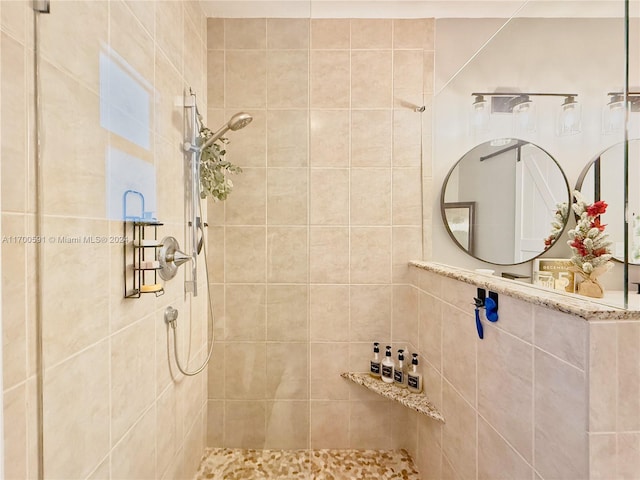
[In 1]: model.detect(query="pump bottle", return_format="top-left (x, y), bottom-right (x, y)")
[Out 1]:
top-left (370, 342), bottom-right (381, 378)
top-left (407, 353), bottom-right (423, 393)
top-left (394, 349), bottom-right (407, 388)
top-left (381, 345), bottom-right (395, 383)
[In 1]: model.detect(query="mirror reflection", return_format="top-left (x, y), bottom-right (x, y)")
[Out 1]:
top-left (441, 139), bottom-right (571, 265)
top-left (576, 139), bottom-right (640, 264)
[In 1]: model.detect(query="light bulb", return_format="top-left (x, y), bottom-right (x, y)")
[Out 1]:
top-left (557, 96), bottom-right (581, 136)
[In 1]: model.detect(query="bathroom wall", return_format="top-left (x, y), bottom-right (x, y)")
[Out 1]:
top-left (1, 1), bottom-right (209, 478)
top-left (407, 265), bottom-right (640, 479)
top-left (205, 17), bottom-right (433, 450)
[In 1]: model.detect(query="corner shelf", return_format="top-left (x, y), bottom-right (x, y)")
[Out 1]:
top-left (341, 372), bottom-right (445, 423)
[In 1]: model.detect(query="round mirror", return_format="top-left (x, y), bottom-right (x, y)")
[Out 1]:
top-left (441, 139), bottom-right (571, 265)
top-left (576, 139), bottom-right (640, 264)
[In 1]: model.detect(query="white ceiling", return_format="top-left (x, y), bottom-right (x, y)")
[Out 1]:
top-left (199, 0), bottom-right (637, 19)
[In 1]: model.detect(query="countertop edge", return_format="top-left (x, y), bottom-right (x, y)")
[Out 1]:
top-left (410, 261), bottom-right (640, 321)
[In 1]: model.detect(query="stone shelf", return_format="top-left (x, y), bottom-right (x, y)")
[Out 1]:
top-left (341, 372), bottom-right (445, 423)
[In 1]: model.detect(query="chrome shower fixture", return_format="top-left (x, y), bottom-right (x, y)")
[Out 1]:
top-left (158, 236), bottom-right (191, 281)
top-left (198, 112), bottom-right (253, 151)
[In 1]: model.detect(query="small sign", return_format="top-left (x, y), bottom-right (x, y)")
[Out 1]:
top-left (532, 258), bottom-right (575, 293)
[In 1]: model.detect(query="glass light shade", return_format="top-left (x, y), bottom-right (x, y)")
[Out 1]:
top-left (556, 97), bottom-right (581, 136)
top-left (469, 96), bottom-right (490, 135)
top-left (602, 97), bottom-right (626, 134)
top-left (512, 98), bottom-right (536, 134)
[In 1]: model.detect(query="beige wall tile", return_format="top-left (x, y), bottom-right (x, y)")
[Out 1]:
top-left (310, 50), bottom-right (350, 108)
top-left (40, 62), bottom-right (107, 218)
top-left (617, 322), bottom-right (640, 431)
top-left (350, 227), bottom-right (392, 284)
top-left (394, 50), bottom-right (423, 94)
top-left (266, 284), bottom-right (309, 342)
top-left (534, 306), bottom-right (586, 370)
top-left (416, 414), bottom-right (442, 480)
top-left (492, 296), bottom-right (533, 343)
top-left (415, 266), bottom-right (442, 298)
top-left (349, 401), bottom-right (391, 449)
top-left (442, 380), bottom-right (476, 480)
top-left (351, 51), bottom-right (392, 108)
top-left (534, 348), bottom-right (587, 480)
top-left (111, 315), bottom-right (156, 444)
top-left (225, 18), bottom-right (266, 49)
top-left (2, 214), bottom-right (27, 389)
top-left (225, 109), bottom-right (266, 168)
top-left (156, 1), bottom-right (183, 72)
top-left (1, 33), bottom-right (26, 213)
top-left (183, 410), bottom-right (205, 479)
top-left (478, 417), bottom-right (533, 480)
top-left (351, 19), bottom-right (392, 49)
top-left (207, 18), bottom-right (224, 49)
top-left (350, 168), bottom-right (392, 225)
top-left (310, 343), bottom-right (350, 400)
top-left (266, 343), bottom-right (308, 399)
top-left (393, 19), bottom-right (434, 49)
top-left (157, 384), bottom-right (180, 477)
top-left (350, 285), bottom-right (392, 342)
top-left (206, 400), bottom-right (224, 447)
top-left (43, 341), bottom-right (110, 479)
top-left (310, 168), bottom-right (349, 225)
top-left (309, 227), bottom-right (349, 284)
top-left (392, 109), bottom-right (423, 168)
top-left (618, 433), bottom-right (640, 479)
top-left (439, 276), bottom-right (477, 313)
top-left (207, 343), bottom-right (226, 400)
top-left (225, 50), bottom-right (267, 108)
top-left (424, 51), bottom-right (435, 94)
top-left (267, 110), bottom-right (309, 167)
top-left (478, 325), bottom-right (533, 463)
top-left (590, 433), bottom-right (617, 480)
top-left (393, 227), bottom-right (423, 283)
top-left (311, 19), bottom-right (350, 49)
top-left (309, 285), bottom-right (349, 342)
top-left (225, 227), bottom-right (266, 283)
top-left (207, 50), bottom-right (224, 108)
top-left (1, 0), bottom-right (26, 44)
top-left (267, 50), bottom-right (309, 108)
top-left (310, 400), bottom-right (350, 449)
top-left (351, 109), bottom-right (392, 167)
top-left (267, 227), bottom-right (308, 283)
top-left (419, 290), bottom-right (442, 372)
top-left (155, 48), bottom-right (183, 145)
top-left (42, 218), bottom-right (109, 367)
top-left (206, 227), bottom-right (225, 283)
top-left (267, 18), bottom-right (309, 49)
top-left (225, 284), bottom-right (266, 341)
top-left (111, 0), bottom-right (155, 83)
top-left (589, 323), bottom-right (617, 432)
top-left (393, 285), bottom-right (419, 344)
top-left (4, 384), bottom-right (27, 480)
top-left (225, 343), bottom-right (266, 400)
top-left (310, 110), bottom-right (350, 167)
top-left (40, 1), bottom-right (107, 92)
top-left (393, 167), bottom-right (422, 226)
top-left (225, 167), bottom-right (267, 225)
top-left (224, 401), bottom-right (266, 448)
top-left (267, 168), bottom-right (308, 225)
top-left (87, 457), bottom-right (110, 480)
top-left (111, 406), bottom-right (156, 480)
top-left (265, 400), bottom-right (309, 449)
top-left (442, 305), bottom-right (477, 406)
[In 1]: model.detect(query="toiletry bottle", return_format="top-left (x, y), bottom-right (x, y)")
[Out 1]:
top-left (407, 353), bottom-right (423, 393)
top-left (394, 349), bottom-right (407, 388)
top-left (381, 345), bottom-right (395, 383)
top-left (370, 342), bottom-right (381, 378)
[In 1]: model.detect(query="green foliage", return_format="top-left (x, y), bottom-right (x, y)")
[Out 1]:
top-left (198, 120), bottom-right (243, 201)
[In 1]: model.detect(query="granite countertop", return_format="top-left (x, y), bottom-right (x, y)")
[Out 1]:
top-left (341, 372), bottom-right (445, 423)
top-left (410, 261), bottom-right (640, 321)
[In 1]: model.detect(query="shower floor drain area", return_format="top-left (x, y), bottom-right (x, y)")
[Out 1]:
top-left (194, 447), bottom-right (420, 479)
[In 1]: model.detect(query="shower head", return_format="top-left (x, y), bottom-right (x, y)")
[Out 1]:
top-left (200, 112), bottom-right (253, 151)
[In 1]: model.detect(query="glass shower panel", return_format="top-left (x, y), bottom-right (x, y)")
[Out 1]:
top-left (432, 0), bottom-right (629, 308)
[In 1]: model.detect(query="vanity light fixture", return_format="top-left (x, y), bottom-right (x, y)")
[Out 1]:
top-left (470, 92), bottom-right (579, 137)
top-left (602, 92), bottom-right (640, 134)
top-left (469, 94), bottom-right (490, 135)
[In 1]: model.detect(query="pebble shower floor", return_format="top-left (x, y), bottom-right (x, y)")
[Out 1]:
top-left (194, 448), bottom-right (421, 479)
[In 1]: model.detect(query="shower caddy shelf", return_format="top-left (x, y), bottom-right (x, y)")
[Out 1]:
top-left (124, 220), bottom-right (165, 298)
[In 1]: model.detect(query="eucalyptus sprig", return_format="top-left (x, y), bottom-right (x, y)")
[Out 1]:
top-left (198, 118), bottom-right (243, 201)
